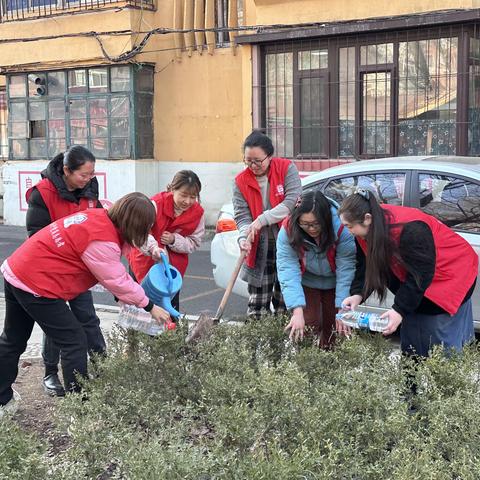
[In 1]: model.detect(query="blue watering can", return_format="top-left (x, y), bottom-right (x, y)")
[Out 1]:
top-left (141, 253), bottom-right (182, 318)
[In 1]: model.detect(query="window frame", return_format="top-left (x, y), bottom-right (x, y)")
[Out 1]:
top-left (320, 169), bottom-right (413, 206)
top-left (6, 64), bottom-right (154, 160)
top-left (409, 169), bottom-right (480, 234)
top-left (260, 24), bottom-right (477, 160)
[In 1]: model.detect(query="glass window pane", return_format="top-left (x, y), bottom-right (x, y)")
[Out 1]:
top-left (298, 50), bottom-right (328, 70)
top-left (362, 71), bottom-right (391, 155)
top-left (111, 66), bottom-right (131, 92)
top-left (48, 138), bottom-right (66, 158)
top-left (91, 138), bottom-right (109, 158)
top-left (8, 75), bottom-right (26, 98)
top-left (324, 173), bottom-right (406, 206)
top-left (339, 47), bottom-right (356, 157)
top-left (69, 99), bottom-right (87, 119)
top-left (111, 137), bottom-right (130, 157)
top-left (48, 101), bottom-right (65, 120)
top-left (135, 94), bottom-right (152, 117)
top-left (10, 139), bottom-right (28, 158)
top-left (398, 38), bottom-right (457, 156)
top-left (89, 68), bottom-right (108, 93)
top-left (471, 37), bottom-right (480, 61)
top-left (68, 70), bottom-right (87, 94)
top-left (418, 173), bottom-right (480, 231)
top-left (360, 43), bottom-right (393, 65)
top-left (90, 118), bottom-right (108, 137)
top-left (9, 122), bottom-right (28, 138)
top-left (110, 96), bottom-right (129, 117)
top-left (136, 116), bottom-right (152, 133)
top-left (70, 118), bottom-right (87, 138)
top-left (468, 64), bottom-right (480, 155)
top-left (10, 102), bottom-right (27, 120)
top-left (135, 66), bottom-right (154, 92)
top-left (31, 120), bottom-right (46, 138)
top-left (266, 52), bottom-right (293, 158)
top-left (30, 139), bottom-right (47, 157)
top-left (29, 102), bottom-right (46, 121)
top-left (28, 73), bottom-right (47, 98)
top-left (70, 138), bottom-right (88, 149)
top-left (48, 120), bottom-right (65, 138)
top-left (111, 117), bottom-right (129, 137)
top-left (300, 76), bottom-right (327, 155)
top-left (89, 98), bottom-right (108, 118)
top-left (48, 72), bottom-right (66, 96)
top-left (137, 136), bottom-right (153, 157)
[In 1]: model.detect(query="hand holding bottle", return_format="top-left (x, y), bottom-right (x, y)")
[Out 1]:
top-left (341, 294), bottom-right (363, 311)
top-left (150, 305), bottom-right (171, 325)
top-left (380, 309), bottom-right (402, 336)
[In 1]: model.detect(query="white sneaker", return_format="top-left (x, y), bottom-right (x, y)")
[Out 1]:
top-left (0, 389), bottom-right (21, 419)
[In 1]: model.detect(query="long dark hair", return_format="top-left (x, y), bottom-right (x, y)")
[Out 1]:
top-left (288, 190), bottom-right (335, 255)
top-left (339, 190), bottom-right (394, 301)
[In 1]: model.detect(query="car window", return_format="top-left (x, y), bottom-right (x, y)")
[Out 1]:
top-left (323, 172), bottom-right (406, 205)
top-left (418, 173), bottom-right (480, 232)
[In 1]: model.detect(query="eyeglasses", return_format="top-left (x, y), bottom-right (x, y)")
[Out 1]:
top-left (243, 154), bottom-right (269, 167)
top-left (299, 221), bottom-right (321, 230)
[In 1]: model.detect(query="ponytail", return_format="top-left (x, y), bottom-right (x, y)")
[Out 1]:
top-left (339, 189), bottom-right (394, 301)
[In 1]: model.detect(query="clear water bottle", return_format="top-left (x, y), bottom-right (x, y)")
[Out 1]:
top-left (336, 310), bottom-right (389, 332)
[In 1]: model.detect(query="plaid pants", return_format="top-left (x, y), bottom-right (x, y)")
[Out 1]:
top-left (247, 244), bottom-right (286, 318)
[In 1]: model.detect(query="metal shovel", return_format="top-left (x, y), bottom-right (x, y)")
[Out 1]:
top-left (185, 249), bottom-right (247, 344)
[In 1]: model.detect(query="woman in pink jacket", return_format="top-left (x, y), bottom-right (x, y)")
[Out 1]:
top-left (0, 192), bottom-right (169, 416)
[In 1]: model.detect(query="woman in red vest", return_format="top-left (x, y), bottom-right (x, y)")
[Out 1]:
top-left (339, 189), bottom-right (478, 358)
top-left (0, 193), bottom-right (170, 415)
top-left (128, 170), bottom-right (205, 312)
top-left (26, 146), bottom-right (105, 397)
top-left (233, 131), bottom-right (302, 318)
top-left (277, 191), bottom-right (356, 347)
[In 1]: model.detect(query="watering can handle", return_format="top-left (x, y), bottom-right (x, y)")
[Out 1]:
top-left (160, 252), bottom-right (174, 292)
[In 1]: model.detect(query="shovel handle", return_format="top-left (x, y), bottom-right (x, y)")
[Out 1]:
top-left (214, 249), bottom-right (247, 321)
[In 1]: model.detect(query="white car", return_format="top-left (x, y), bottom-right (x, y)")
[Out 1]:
top-left (211, 156), bottom-right (480, 329)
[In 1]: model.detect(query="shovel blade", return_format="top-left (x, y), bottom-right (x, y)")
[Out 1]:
top-left (185, 312), bottom-right (216, 344)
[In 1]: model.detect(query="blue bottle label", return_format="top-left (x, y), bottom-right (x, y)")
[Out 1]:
top-left (357, 313), bottom-right (369, 329)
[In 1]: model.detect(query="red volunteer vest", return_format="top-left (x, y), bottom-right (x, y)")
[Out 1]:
top-left (356, 204), bottom-right (478, 315)
top-left (281, 217), bottom-right (344, 274)
top-left (128, 191), bottom-right (204, 282)
top-left (8, 209), bottom-right (122, 301)
top-left (26, 178), bottom-right (97, 221)
top-left (235, 157), bottom-right (291, 268)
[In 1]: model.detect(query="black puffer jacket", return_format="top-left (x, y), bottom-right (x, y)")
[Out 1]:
top-left (26, 155), bottom-right (102, 237)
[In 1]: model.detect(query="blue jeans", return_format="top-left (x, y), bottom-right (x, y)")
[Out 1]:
top-left (42, 290), bottom-right (106, 376)
top-left (400, 299), bottom-right (474, 357)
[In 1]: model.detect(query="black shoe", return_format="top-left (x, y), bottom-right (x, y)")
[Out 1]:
top-left (42, 373), bottom-right (65, 397)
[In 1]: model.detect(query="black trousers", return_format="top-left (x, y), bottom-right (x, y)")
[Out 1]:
top-left (43, 290), bottom-right (106, 376)
top-left (0, 280), bottom-right (88, 405)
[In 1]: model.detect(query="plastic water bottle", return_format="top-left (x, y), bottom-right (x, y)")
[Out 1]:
top-left (336, 310), bottom-right (389, 332)
top-left (118, 303), bottom-right (176, 336)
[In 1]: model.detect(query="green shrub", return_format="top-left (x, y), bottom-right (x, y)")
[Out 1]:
top-left (0, 418), bottom-right (47, 480)
top-left (6, 316), bottom-right (480, 479)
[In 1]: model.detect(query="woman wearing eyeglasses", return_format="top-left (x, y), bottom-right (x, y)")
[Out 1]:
top-left (277, 190), bottom-right (356, 346)
top-left (233, 131), bottom-right (302, 318)
top-left (339, 189), bottom-right (477, 358)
